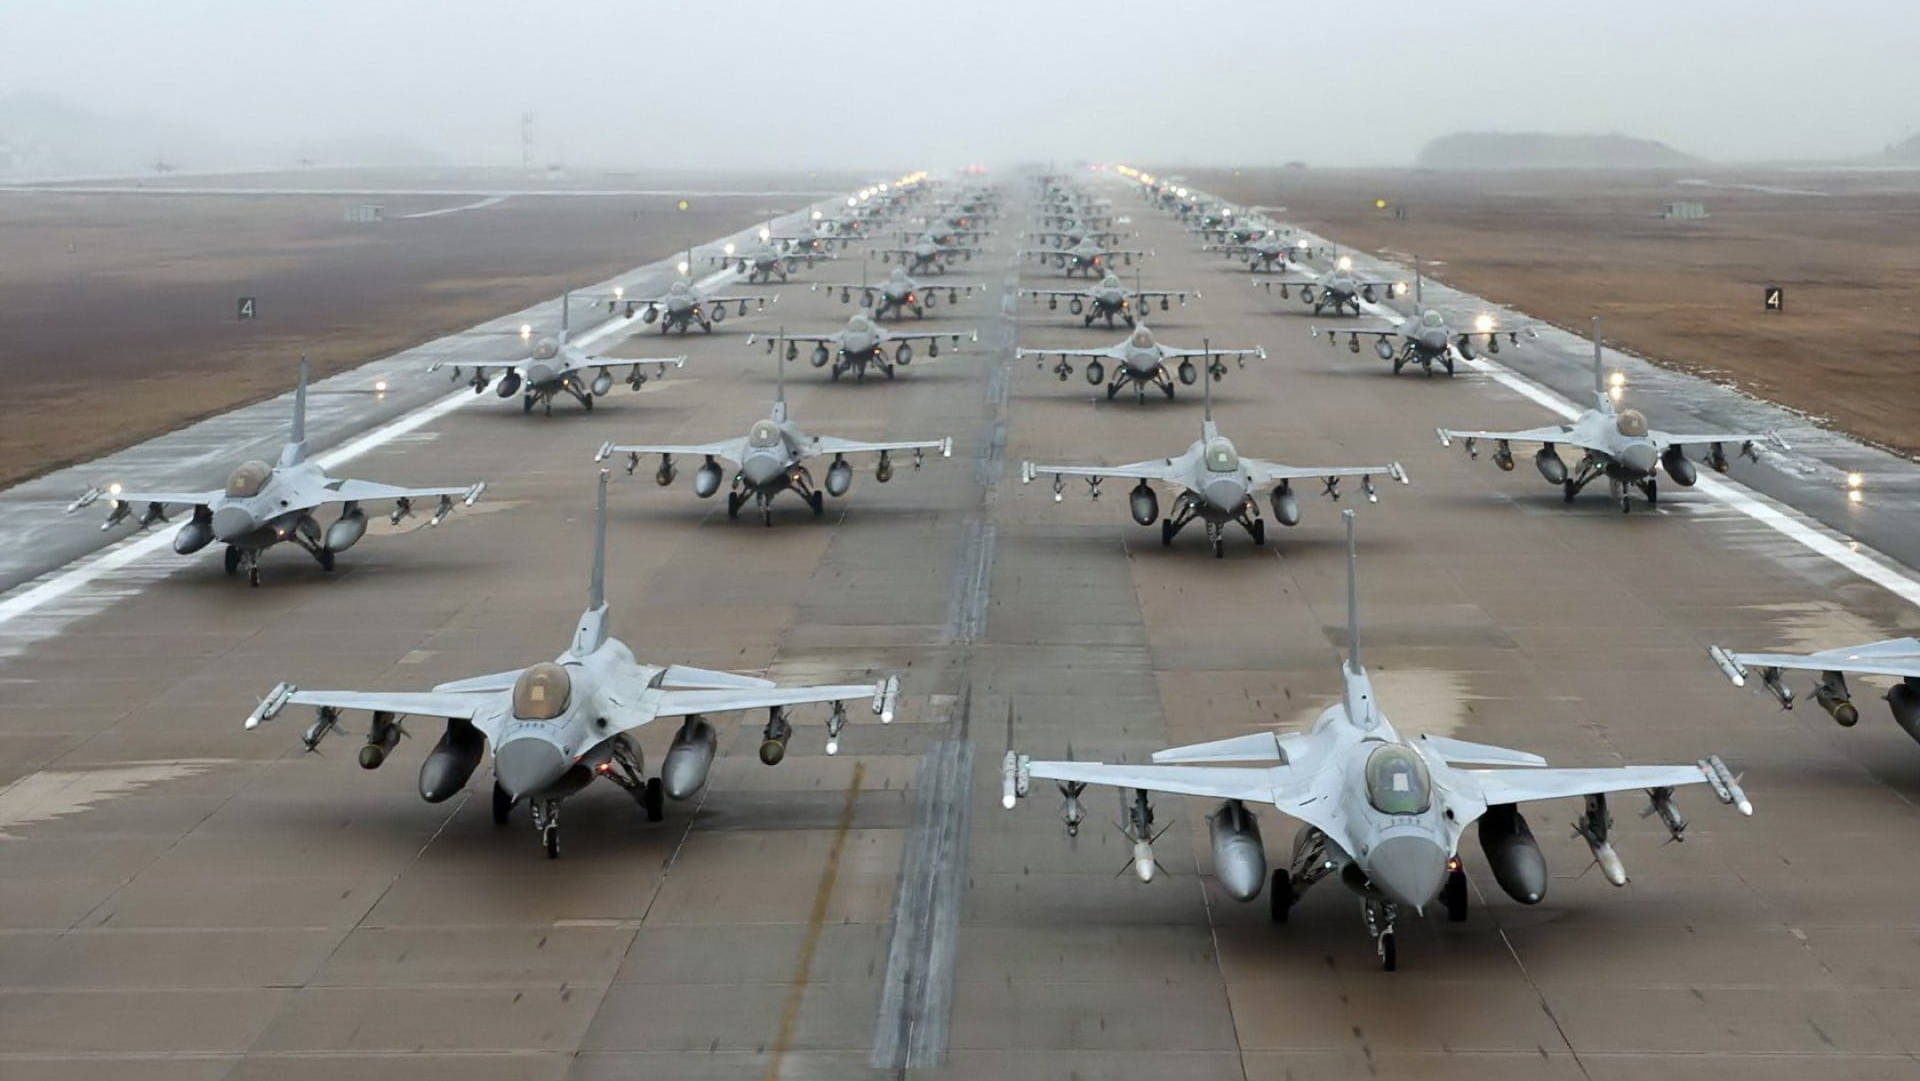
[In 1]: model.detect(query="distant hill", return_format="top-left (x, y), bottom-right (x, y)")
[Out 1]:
top-left (1415, 132), bottom-right (1698, 170)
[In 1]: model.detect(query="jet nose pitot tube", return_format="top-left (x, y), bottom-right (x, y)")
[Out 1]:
top-left (1366, 835), bottom-right (1450, 913)
top-left (493, 737), bottom-right (568, 801)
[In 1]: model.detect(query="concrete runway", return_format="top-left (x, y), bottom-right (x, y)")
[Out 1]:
top-left (3, 174), bottom-right (1919, 1080)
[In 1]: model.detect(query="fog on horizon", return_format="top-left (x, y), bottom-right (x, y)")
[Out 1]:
top-left (3, 0), bottom-right (1915, 174)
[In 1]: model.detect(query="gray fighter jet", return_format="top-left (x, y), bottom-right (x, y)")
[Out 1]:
top-left (1021, 236), bottom-right (1153, 278)
top-left (1019, 272), bottom-right (1196, 329)
top-left (1023, 222), bottom-right (1133, 250)
top-left (1019, 323), bottom-right (1263, 403)
top-left (1208, 231), bottom-right (1313, 273)
top-left (1312, 271), bottom-right (1537, 377)
top-left (244, 470), bottom-right (902, 858)
top-left (1709, 639), bottom-right (1920, 749)
top-left (1437, 318), bottom-right (1785, 511)
top-left (1021, 379), bottom-right (1406, 555)
top-left (615, 265), bottom-right (772, 334)
top-left (1002, 511), bottom-right (1751, 969)
top-left (430, 293), bottom-right (687, 413)
top-left (812, 266), bottom-right (976, 320)
top-left (1261, 252), bottom-right (1406, 315)
top-left (706, 230), bottom-right (838, 284)
top-left (70, 357), bottom-right (483, 586)
top-left (876, 237), bottom-right (984, 276)
top-left (758, 313), bottom-right (976, 382)
top-left (595, 343), bottom-right (952, 524)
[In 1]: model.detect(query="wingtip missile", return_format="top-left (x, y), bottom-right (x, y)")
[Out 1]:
top-left (1699, 755), bottom-right (1753, 816)
top-left (463, 481), bottom-right (487, 507)
top-left (872, 674), bottom-right (901, 723)
top-left (66, 486), bottom-right (104, 514)
top-left (1000, 750), bottom-right (1031, 810)
top-left (247, 681), bottom-right (297, 729)
top-left (594, 441), bottom-right (614, 463)
top-left (1708, 645), bottom-right (1748, 687)
top-left (1434, 428), bottom-right (1452, 448)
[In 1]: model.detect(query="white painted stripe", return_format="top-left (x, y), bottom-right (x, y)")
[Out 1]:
top-left (1319, 237), bottom-right (1920, 609)
top-left (398, 195), bottom-right (508, 219)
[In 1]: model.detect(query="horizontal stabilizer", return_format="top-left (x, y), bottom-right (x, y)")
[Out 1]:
top-left (660, 664), bottom-right (777, 690)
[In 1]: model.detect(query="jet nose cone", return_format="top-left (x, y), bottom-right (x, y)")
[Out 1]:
top-left (494, 738), bottom-right (568, 802)
top-left (211, 506), bottom-right (256, 543)
top-left (1201, 478), bottom-right (1245, 513)
top-left (1620, 442), bottom-right (1658, 476)
top-left (525, 363), bottom-right (556, 387)
top-left (1367, 836), bottom-right (1449, 913)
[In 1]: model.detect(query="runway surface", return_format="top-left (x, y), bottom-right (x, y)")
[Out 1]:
top-left (3, 173), bottom-right (1919, 1080)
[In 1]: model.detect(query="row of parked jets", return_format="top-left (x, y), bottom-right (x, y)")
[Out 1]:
top-left (53, 169), bottom-right (1916, 971)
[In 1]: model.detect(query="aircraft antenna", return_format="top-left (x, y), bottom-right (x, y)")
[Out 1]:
top-left (1344, 508), bottom-right (1360, 671)
top-left (1591, 316), bottom-right (1607, 409)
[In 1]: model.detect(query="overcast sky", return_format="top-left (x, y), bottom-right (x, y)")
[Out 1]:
top-left (3, 0), bottom-right (1914, 170)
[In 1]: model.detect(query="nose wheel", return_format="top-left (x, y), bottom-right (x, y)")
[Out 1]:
top-left (1364, 900), bottom-right (1400, 971)
top-left (531, 799), bottom-right (562, 858)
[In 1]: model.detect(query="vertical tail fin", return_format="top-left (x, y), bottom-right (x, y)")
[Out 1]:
top-left (1344, 508), bottom-right (1360, 672)
top-left (560, 290), bottom-right (571, 343)
top-left (773, 327), bottom-right (787, 421)
top-left (1414, 259), bottom-right (1423, 307)
top-left (281, 354), bottom-right (310, 466)
top-left (1201, 337), bottom-right (1213, 429)
top-left (571, 469), bottom-right (613, 655)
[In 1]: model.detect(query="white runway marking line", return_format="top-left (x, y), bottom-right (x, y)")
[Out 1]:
top-left (398, 195), bottom-right (508, 219)
top-left (1332, 257), bottom-right (1920, 609)
top-left (0, 260), bottom-right (743, 633)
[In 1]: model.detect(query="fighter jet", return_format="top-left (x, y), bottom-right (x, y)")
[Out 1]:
top-left (1018, 272), bottom-right (1196, 329)
top-left (430, 293), bottom-right (687, 414)
top-left (812, 266), bottom-right (976, 320)
top-left (875, 237), bottom-right (983, 276)
top-left (595, 343), bottom-right (953, 524)
top-left (1260, 253), bottom-right (1406, 316)
top-left (760, 313), bottom-right (976, 382)
top-left (1001, 511), bottom-right (1752, 969)
top-left (1708, 639), bottom-right (1920, 749)
top-left (69, 357), bottom-right (483, 586)
top-left (1021, 236), bottom-right (1152, 278)
top-left (1208, 231), bottom-right (1313, 273)
top-left (1021, 378), bottom-right (1406, 556)
top-left (1437, 318), bottom-right (1784, 511)
top-left (1023, 222), bottom-right (1132, 250)
top-left (1019, 323), bottom-right (1263, 403)
top-left (243, 470), bottom-right (902, 858)
top-left (613, 263), bottom-right (773, 334)
top-left (894, 224), bottom-right (990, 248)
top-left (706, 229), bottom-right (838, 284)
top-left (1312, 272), bottom-right (1537, 377)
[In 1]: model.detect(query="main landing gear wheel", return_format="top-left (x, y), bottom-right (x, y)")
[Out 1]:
top-left (809, 491), bottom-right (825, 517)
top-left (726, 491), bottom-right (743, 520)
top-left (1160, 381), bottom-right (1176, 400)
top-left (1212, 536), bottom-right (1226, 559)
top-left (317, 549), bottom-right (335, 572)
top-left (642, 777), bottom-right (664, 822)
top-left (1270, 869), bottom-right (1293, 922)
top-left (248, 563), bottom-right (261, 588)
top-left (1643, 478), bottom-right (1659, 506)
top-left (581, 393), bottom-right (593, 412)
top-left (1442, 868), bottom-right (1468, 922)
top-left (543, 823), bottom-right (559, 859)
top-left (762, 504), bottom-right (774, 528)
top-left (522, 394), bottom-right (535, 414)
top-left (1562, 479), bottom-right (1578, 504)
top-left (1107, 380), bottom-right (1121, 401)
top-left (1392, 357), bottom-right (1406, 376)
top-left (1251, 519), bottom-right (1266, 546)
top-left (1443, 357), bottom-right (1456, 376)
top-left (1161, 519), bottom-right (1176, 547)
top-left (224, 546), bottom-right (241, 576)
top-left (492, 781), bottom-right (514, 825)
top-left (830, 364), bottom-right (842, 382)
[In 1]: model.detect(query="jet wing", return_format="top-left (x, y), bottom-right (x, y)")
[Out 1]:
top-left (1022, 457), bottom-right (1183, 485)
top-left (1240, 458), bottom-right (1408, 489)
top-left (1466, 763), bottom-right (1736, 809)
top-left (884, 330), bottom-right (976, 348)
top-left (649, 683), bottom-right (885, 720)
top-left (1711, 638), bottom-right (1920, 681)
top-left (1649, 429), bottom-right (1786, 453)
top-left (597, 438), bottom-right (749, 465)
top-left (432, 668), bottom-right (527, 693)
top-left (1161, 345), bottom-right (1266, 362)
top-left (325, 478), bottom-right (483, 505)
top-left (1018, 287), bottom-right (1093, 300)
top-left (245, 683), bottom-right (496, 731)
top-left (659, 664), bottom-right (777, 690)
top-left (1027, 760), bottom-right (1278, 804)
top-left (806, 435), bottom-right (953, 459)
top-left (1436, 424), bottom-right (1588, 451)
top-left (1017, 344), bottom-right (1122, 361)
top-left (94, 487), bottom-right (222, 510)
